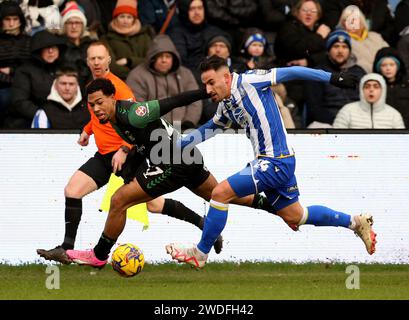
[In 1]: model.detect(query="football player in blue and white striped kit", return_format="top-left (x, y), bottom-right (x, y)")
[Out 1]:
top-left (166, 55), bottom-right (377, 268)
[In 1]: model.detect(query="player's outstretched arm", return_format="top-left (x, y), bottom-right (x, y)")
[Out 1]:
top-left (275, 66), bottom-right (358, 88)
top-left (128, 88), bottom-right (209, 128)
top-left (178, 119), bottom-right (223, 149)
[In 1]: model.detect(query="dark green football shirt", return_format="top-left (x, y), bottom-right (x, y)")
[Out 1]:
top-left (112, 100), bottom-right (177, 159)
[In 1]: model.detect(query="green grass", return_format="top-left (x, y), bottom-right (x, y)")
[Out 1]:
top-left (1, 262), bottom-right (409, 300)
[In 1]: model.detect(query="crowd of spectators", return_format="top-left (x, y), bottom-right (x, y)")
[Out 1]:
top-left (0, 0), bottom-right (407, 130)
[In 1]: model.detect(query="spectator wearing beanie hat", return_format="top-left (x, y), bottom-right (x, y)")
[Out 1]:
top-left (205, 34), bottom-right (246, 74)
top-left (239, 28), bottom-right (274, 70)
top-left (304, 28), bottom-right (366, 128)
top-left (101, 0), bottom-right (154, 79)
top-left (61, 1), bottom-right (88, 41)
top-left (60, 1), bottom-right (93, 88)
top-left (326, 29), bottom-right (351, 51)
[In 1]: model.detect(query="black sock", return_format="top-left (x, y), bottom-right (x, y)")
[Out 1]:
top-left (252, 194), bottom-right (276, 215)
top-left (61, 197), bottom-right (82, 250)
top-left (162, 199), bottom-right (202, 229)
top-left (94, 233), bottom-right (116, 261)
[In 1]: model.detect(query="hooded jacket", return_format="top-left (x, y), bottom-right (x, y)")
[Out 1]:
top-left (7, 30), bottom-right (66, 128)
top-left (168, 0), bottom-right (223, 82)
top-left (126, 34), bottom-right (202, 127)
top-left (373, 47), bottom-right (409, 127)
top-left (0, 1), bottom-right (31, 88)
top-left (40, 79), bottom-right (90, 129)
top-left (333, 73), bottom-right (405, 129)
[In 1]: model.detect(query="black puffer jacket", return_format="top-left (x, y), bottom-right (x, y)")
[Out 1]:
top-left (0, 1), bottom-right (31, 89)
top-left (42, 100), bottom-right (90, 129)
top-left (274, 18), bottom-right (327, 67)
top-left (205, 0), bottom-right (258, 29)
top-left (257, 0), bottom-right (298, 31)
top-left (169, 0), bottom-right (224, 82)
top-left (305, 56), bottom-right (366, 125)
top-left (6, 30), bottom-right (66, 128)
top-left (373, 47), bottom-right (409, 127)
top-left (62, 36), bottom-right (93, 88)
top-left (395, 0), bottom-right (409, 36)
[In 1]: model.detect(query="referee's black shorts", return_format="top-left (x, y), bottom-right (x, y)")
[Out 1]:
top-left (78, 151), bottom-right (115, 188)
top-left (78, 150), bottom-right (145, 188)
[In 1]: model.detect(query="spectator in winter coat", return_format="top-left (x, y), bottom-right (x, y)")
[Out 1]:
top-left (126, 34), bottom-right (202, 130)
top-left (373, 46), bottom-right (409, 128)
top-left (337, 5), bottom-right (389, 73)
top-left (257, 0), bottom-right (298, 32)
top-left (322, 0), bottom-right (396, 46)
top-left (5, 29), bottom-right (66, 128)
top-left (168, 0), bottom-right (224, 83)
top-left (238, 28), bottom-right (275, 70)
top-left (0, 0), bottom-right (31, 127)
top-left (31, 66), bottom-right (89, 129)
top-left (60, 1), bottom-right (93, 88)
top-left (200, 34), bottom-right (247, 124)
top-left (274, 0), bottom-right (330, 68)
top-left (205, 34), bottom-right (246, 74)
top-left (205, 0), bottom-right (258, 54)
top-left (138, 0), bottom-right (180, 35)
top-left (333, 73), bottom-right (404, 129)
top-left (274, 0), bottom-right (331, 125)
top-left (305, 29), bottom-right (366, 127)
top-left (395, 0), bottom-right (409, 76)
top-left (101, 0), bottom-right (154, 80)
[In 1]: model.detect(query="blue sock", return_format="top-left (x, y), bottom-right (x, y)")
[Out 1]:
top-left (197, 200), bottom-right (228, 254)
top-left (304, 205), bottom-right (351, 228)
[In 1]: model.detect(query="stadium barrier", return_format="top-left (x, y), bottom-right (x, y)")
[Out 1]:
top-left (0, 130), bottom-right (408, 264)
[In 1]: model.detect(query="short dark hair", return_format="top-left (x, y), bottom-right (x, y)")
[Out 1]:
top-left (86, 78), bottom-right (116, 97)
top-left (199, 55), bottom-right (228, 73)
top-left (56, 66), bottom-right (79, 79)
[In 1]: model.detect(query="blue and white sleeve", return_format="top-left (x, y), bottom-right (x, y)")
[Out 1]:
top-left (178, 119), bottom-right (224, 149)
top-left (241, 69), bottom-right (277, 90)
top-left (275, 66), bottom-right (331, 83)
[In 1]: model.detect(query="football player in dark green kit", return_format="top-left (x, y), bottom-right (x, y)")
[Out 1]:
top-left (67, 78), bottom-right (277, 267)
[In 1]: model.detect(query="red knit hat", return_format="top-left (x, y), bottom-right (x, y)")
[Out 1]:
top-left (112, 0), bottom-right (138, 18)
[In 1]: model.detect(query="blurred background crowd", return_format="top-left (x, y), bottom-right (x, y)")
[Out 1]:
top-left (0, 0), bottom-right (408, 130)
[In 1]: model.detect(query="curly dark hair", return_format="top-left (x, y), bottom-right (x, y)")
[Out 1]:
top-left (86, 78), bottom-right (116, 97)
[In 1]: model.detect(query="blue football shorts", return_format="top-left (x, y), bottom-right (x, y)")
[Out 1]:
top-left (227, 156), bottom-right (300, 211)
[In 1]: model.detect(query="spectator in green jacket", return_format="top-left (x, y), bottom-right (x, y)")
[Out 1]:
top-left (101, 0), bottom-right (154, 80)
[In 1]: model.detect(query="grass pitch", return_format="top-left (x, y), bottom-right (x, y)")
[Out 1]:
top-left (1, 262), bottom-right (408, 300)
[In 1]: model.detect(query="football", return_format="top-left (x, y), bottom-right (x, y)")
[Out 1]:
top-left (111, 243), bottom-right (145, 277)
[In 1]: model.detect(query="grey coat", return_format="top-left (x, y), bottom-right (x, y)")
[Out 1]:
top-left (126, 34), bottom-right (202, 128)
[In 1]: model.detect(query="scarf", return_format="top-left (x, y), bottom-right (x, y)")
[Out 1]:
top-left (109, 18), bottom-right (141, 37)
top-left (349, 29), bottom-right (368, 42)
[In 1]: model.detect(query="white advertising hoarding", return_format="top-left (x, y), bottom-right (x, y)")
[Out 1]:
top-left (0, 133), bottom-right (408, 264)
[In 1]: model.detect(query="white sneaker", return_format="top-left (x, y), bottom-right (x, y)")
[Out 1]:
top-left (165, 243), bottom-right (208, 269)
top-left (353, 214), bottom-right (377, 255)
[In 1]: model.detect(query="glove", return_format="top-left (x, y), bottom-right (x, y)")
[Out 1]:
top-left (330, 71), bottom-right (359, 89)
top-left (181, 120), bottom-right (195, 131)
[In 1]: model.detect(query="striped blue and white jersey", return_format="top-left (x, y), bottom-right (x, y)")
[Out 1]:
top-left (212, 67), bottom-right (331, 158)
